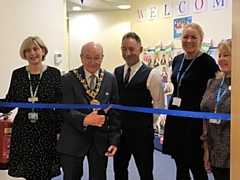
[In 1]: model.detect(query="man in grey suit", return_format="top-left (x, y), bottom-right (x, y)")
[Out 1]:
top-left (57, 42), bottom-right (121, 180)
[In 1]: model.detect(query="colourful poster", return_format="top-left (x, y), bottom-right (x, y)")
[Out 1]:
top-left (201, 38), bottom-right (212, 53)
top-left (173, 16), bottom-right (192, 39)
top-left (154, 41), bottom-right (162, 53)
top-left (142, 45), bottom-right (150, 64)
top-left (165, 41), bottom-right (173, 54)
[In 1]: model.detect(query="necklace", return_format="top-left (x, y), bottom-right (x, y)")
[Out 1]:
top-left (71, 68), bottom-right (105, 105)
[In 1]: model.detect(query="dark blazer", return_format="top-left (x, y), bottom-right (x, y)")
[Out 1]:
top-left (57, 66), bottom-right (121, 157)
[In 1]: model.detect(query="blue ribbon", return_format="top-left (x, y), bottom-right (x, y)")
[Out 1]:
top-left (0, 102), bottom-right (230, 120)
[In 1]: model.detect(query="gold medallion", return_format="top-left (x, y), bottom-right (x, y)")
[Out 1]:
top-left (72, 68), bottom-right (105, 104)
top-left (90, 99), bottom-right (100, 105)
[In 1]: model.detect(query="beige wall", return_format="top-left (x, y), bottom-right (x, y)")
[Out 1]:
top-left (130, 0), bottom-right (232, 50)
top-left (67, 1), bottom-right (232, 72)
top-left (68, 10), bottom-right (130, 72)
top-left (0, 0), bottom-right (68, 97)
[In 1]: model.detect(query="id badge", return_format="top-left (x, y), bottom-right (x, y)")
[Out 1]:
top-left (209, 119), bottom-right (221, 124)
top-left (172, 97), bottom-right (182, 107)
top-left (28, 97), bottom-right (38, 102)
top-left (28, 112), bottom-right (38, 123)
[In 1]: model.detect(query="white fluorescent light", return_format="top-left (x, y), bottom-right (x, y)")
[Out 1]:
top-left (72, 6), bottom-right (81, 11)
top-left (117, 5), bottom-right (131, 9)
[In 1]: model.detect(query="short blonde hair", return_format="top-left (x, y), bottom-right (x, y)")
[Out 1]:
top-left (218, 39), bottom-right (232, 55)
top-left (216, 39), bottom-right (232, 79)
top-left (19, 36), bottom-right (48, 61)
top-left (181, 22), bottom-right (204, 40)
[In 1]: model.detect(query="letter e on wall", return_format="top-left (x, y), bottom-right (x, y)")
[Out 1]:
top-left (148, 5), bottom-right (159, 20)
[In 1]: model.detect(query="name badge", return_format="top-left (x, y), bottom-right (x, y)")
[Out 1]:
top-left (28, 97), bottom-right (38, 102)
top-left (209, 119), bottom-right (221, 124)
top-left (172, 97), bottom-right (182, 107)
top-left (28, 112), bottom-right (38, 123)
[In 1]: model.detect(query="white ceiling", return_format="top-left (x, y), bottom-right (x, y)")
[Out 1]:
top-left (67, 0), bottom-right (131, 12)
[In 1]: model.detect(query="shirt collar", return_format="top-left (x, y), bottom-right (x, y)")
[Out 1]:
top-left (83, 68), bottom-right (99, 79)
top-left (124, 61), bottom-right (142, 72)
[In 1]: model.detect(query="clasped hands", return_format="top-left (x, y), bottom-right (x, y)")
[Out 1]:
top-left (83, 107), bottom-right (111, 127)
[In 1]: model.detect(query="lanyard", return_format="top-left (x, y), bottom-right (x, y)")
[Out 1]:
top-left (176, 51), bottom-right (200, 97)
top-left (27, 65), bottom-right (44, 99)
top-left (215, 75), bottom-right (229, 112)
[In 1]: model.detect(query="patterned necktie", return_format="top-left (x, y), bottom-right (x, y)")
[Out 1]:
top-left (90, 74), bottom-right (95, 90)
top-left (124, 67), bottom-right (131, 86)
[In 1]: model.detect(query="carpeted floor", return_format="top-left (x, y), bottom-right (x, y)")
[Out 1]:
top-left (0, 150), bottom-right (214, 180)
top-left (53, 150), bottom-right (214, 180)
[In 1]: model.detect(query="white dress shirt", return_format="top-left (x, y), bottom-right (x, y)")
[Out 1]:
top-left (84, 68), bottom-right (99, 88)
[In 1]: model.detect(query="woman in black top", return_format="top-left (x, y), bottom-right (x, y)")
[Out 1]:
top-left (162, 23), bottom-right (219, 180)
top-left (0, 36), bottom-right (63, 180)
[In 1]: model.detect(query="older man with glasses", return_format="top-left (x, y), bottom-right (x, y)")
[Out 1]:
top-left (57, 41), bottom-right (121, 180)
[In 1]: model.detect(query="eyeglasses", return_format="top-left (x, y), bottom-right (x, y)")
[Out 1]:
top-left (84, 55), bottom-right (102, 61)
